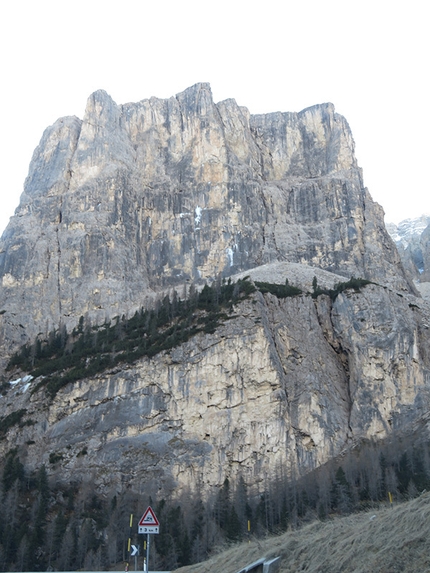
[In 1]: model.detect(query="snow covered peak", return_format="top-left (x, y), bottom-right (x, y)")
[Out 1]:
top-left (387, 214), bottom-right (430, 248)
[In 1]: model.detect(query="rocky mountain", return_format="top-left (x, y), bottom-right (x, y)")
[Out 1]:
top-left (0, 83), bottom-right (429, 501)
top-left (386, 215), bottom-right (430, 281)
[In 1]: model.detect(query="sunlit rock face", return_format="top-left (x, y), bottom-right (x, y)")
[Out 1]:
top-left (0, 84), bottom-right (427, 498)
top-left (2, 264), bottom-right (429, 497)
top-left (0, 83), bottom-right (410, 353)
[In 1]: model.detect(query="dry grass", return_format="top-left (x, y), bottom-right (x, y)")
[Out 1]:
top-left (176, 492), bottom-right (430, 573)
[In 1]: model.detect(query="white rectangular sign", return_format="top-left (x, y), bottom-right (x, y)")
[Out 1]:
top-left (138, 525), bottom-right (159, 534)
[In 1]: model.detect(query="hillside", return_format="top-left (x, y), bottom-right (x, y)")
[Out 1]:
top-left (177, 493), bottom-right (430, 573)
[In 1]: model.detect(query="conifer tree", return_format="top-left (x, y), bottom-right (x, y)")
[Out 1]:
top-left (2, 451), bottom-right (24, 494)
top-left (214, 478), bottom-right (231, 531)
top-left (332, 467), bottom-right (352, 513)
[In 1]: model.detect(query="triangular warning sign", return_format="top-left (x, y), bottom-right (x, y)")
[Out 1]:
top-left (138, 506), bottom-right (159, 527)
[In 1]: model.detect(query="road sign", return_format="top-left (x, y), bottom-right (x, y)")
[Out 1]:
top-left (130, 545), bottom-right (139, 556)
top-left (138, 506), bottom-right (159, 534)
top-left (139, 525), bottom-right (159, 533)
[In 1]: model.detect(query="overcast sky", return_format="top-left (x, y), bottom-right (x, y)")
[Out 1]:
top-left (1, 0), bottom-right (428, 236)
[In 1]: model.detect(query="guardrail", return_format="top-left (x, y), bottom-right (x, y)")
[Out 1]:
top-left (235, 556), bottom-right (280, 573)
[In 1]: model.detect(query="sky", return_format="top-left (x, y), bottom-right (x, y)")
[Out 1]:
top-left (0, 0), bottom-right (428, 236)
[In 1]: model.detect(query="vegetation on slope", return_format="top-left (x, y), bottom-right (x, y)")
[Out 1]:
top-left (1, 431), bottom-right (430, 571)
top-left (311, 275), bottom-right (373, 300)
top-left (0, 261), bottom-right (423, 571)
top-left (254, 279), bottom-right (302, 298)
top-left (177, 492), bottom-right (430, 573)
top-left (0, 410), bottom-right (27, 441)
top-left (6, 278), bottom-right (256, 398)
top-left (4, 275), bottom-right (372, 401)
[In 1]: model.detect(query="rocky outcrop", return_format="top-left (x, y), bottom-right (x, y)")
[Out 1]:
top-left (2, 263), bottom-right (429, 497)
top-left (0, 84), bottom-right (411, 359)
top-left (0, 84), bottom-right (428, 499)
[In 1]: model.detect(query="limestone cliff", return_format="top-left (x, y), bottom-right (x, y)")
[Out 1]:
top-left (2, 263), bottom-right (429, 497)
top-left (0, 83), bottom-right (411, 356)
top-left (0, 84), bottom-right (428, 499)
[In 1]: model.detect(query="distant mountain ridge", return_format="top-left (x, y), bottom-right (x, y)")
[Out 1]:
top-left (386, 214), bottom-right (430, 246)
top-left (386, 214), bottom-right (430, 281)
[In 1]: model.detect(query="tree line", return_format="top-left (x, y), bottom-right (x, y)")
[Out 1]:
top-left (4, 274), bottom-right (371, 403)
top-left (1, 431), bottom-right (430, 571)
top-left (5, 277), bottom-right (257, 399)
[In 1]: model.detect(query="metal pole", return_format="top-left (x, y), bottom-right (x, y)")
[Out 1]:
top-left (147, 534), bottom-right (150, 573)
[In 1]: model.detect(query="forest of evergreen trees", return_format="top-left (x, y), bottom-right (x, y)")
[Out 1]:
top-left (1, 432), bottom-right (430, 572)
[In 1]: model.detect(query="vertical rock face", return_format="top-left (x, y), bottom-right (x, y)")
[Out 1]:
top-left (0, 83), bottom-right (410, 354)
top-left (2, 271), bottom-right (429, 497)
top-left (0, 84), bottom-right (428, 498)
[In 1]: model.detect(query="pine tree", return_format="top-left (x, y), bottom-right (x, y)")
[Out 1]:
top-left (16, 534), bottom-right (29, 572)
top-left (2, 481), bottom-right (20, 565)
top-left (312, 276), bottom-right (318, 293)
top-left (2, 451), bottom-right (24, 493)
top-left (332, 467), bottom-right (352, 514)
top-left (225, 506), bottom-right (241, 542)
top-left (58, 525), bottom-right (76, 571)
top-left (27, 466), bottom-right (50, 570)
top-left (179, 529), bottom-right (192, 566)
top-left (235, 475), bottom-right (252, 537)
top-left (214, 478), bottom-right (231, 531)
top-left (50, 510), bottom-right (68, 566)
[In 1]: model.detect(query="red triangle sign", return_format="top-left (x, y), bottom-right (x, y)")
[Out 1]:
top-left (138, 506), bottom-right (159, 527)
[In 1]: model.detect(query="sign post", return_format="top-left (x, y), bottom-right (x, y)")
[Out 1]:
top-left (130, 544), bottom-right (139, 571)
top-left (138, 506), bottom-right (159, 572)
top-left (127, 514), bottom-right (133, 571)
